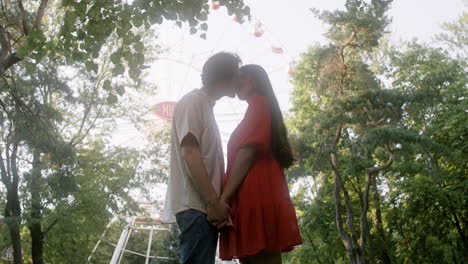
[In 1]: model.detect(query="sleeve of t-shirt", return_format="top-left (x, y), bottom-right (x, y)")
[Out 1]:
top-left (174, 99), bottom-right (204, 145)
top-left (237, 96), bottom-right (271, 152)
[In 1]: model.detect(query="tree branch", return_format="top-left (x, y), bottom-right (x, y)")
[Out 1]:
top-left (70, 101), bottom-right (105, 147)
top-left (306, 232), bottom-right (324, 264)
top-left (42, 218), bottom-right (59, 236)
top-left (366, 145), bottom-right (395, 175)
top-left (0, 26), bottom-right (22, 74)
top-left (0, 52), bottom-right (22, 74)
top-left (331, 151), bottom-right (362, 256)
top-left (360, 168), bottom-right (372, 252)
top-left (360, 145), bottom-right (395, 251)
top-left (366, 118), bottom-right (385, 127)
top-left (0, 149), bottom-right (11, 187)
top-left (10, 139), bottom-right (20, 187)
top-left (70, 57), bottom-right (112, 146)
top-left (17, 0), bottom-right (30, 35)
top-left (330, 125), bottom-right (359, 245)
top-left (331, 162), bottom-right (350, 244)
top-left (338, 30), bottom-right (357, 95)
top-left (0, 25), bottom-right (11, 61)
top-left (33, 0), bottom-right (49, 30)
top-left (69, 85), bottom-right (95, 146)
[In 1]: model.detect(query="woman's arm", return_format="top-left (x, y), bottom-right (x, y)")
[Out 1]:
top-left (220, 146), bottom-right (256, 203)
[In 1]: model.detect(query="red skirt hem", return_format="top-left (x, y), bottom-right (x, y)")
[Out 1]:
top-left (219, 241), bottom-right (302, 260)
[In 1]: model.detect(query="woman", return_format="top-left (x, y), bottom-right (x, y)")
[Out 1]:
top-left (219, 64), bottom-right (302, 264)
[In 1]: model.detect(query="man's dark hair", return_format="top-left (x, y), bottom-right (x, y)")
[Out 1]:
top-left (201, 52), bottom-right (242, 87)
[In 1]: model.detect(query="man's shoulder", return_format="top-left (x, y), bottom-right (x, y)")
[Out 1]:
top-left (173, 90), bottom-right (208, 122)
top-left (175, 90), bottom-right (206, 111)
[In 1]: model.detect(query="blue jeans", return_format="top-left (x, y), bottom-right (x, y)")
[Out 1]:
top-left (176, 209), bottom-right (218, 264)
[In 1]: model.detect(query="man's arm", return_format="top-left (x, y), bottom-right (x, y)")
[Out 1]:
top-left (220, 146), bottom-right (256, 203)
top-left (181, 133), bottom-right (230, 223)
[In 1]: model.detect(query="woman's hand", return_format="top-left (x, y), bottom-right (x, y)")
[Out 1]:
top-left (214, 216), bottom-right (233, 230)
top-left (213, 194), bottom-right (233, 230)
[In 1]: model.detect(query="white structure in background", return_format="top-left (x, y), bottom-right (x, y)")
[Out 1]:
top-left (109, 213), bottom-right (172, 264)
top-left (88, 196), bottom-right (238, 263)
top-left (87, 192), bottom-right (176, 263)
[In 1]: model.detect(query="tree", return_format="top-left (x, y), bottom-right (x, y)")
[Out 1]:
top-left (287, 5), bottom-right (467, 264)
top-left (436, 12), bottom-right (468, 60)
top-left (284, 174), bottom-right (347, 264)
top-left (289, 1), bottom-right (405, 263)
top-left (0, 0), bottom-right (250, 77)
top-left (1, 1), bottom-right (250, 263)
top-left (382, 39), bottom-right (467, 263)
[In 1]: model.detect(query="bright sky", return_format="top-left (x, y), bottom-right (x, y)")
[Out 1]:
top-left (115, 0), bottom-right (467, 149)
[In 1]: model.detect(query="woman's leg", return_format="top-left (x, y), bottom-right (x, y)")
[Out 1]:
top-left (263, 252), bottom-right (282, 264)
top-left (240, 251), bottom-right (281, 264)
top-left (240, 253), bottom-right (263, 264)
top-left (239, 258), bottom-right (250, 264)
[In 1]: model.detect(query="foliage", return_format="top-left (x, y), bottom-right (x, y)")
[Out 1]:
top-left (286, 7), bottom-right (467, 264)
top-left (1, 0), bottom-right (250, 89)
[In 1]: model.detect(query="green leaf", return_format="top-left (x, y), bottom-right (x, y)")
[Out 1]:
top-left (25, 62), bottom-right (37, 75)
top-left (190, 27), bottom-right (197, 35)
top-left (72, 51), bottom-right (85, 62)
top-left (85, 60), bottom-right (98, 73)
top-left (134, 41), bottom-right (144, 53)
top-left (200, 23), bottom-right (208, 31)
top-left (16, 45), bottom-right (29, 58)
top-left (134, 52), bottom-right (145, 64)
top-left (198, 11), bottom-right (208, 21)
top-left (200, 33), bottom-right (207, 40)
top-left (112, 64), bottom-right (125, 76)
top-left (75, 1), bottom-right (87, 17)
top-left (133, 13), bottom-right (143, 27)
top-left (103, 80), bottom-right (112, 91)
top-left (110, 52), bottom-right (121, 65)
top-left (116, 85), bottom-right (125, 96)
top-left (107, 93), bottom-right (118, 105)
top-left (123, 51), bottom-right (133, 63)
top-left (149, 14), bottom-right (163, 24)
top-left (128, 67), bottom-right (141, 80)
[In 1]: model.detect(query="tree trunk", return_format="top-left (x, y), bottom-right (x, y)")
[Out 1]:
top-left (29, 150), bottom-right (44, 264)
top-left (5, 190), bottom-right (22, 264)
top-left (330, 126), bottom-right (365, 264)
top-left (371, 180), bottom-right (392, 264)
top-left (2, 140), bottom-right (23, 264)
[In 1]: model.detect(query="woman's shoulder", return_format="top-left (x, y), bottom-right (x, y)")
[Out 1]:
top-left (246, 96), bottom-right (270, 120)
top-left (248, 95), bottom-right (269, 108)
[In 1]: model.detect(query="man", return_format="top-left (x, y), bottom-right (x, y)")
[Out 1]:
top-left (162, 52), bottom-right (242, 264)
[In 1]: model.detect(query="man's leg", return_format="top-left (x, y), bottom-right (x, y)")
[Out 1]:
top-left (176, 209), bottom-right (218, 264)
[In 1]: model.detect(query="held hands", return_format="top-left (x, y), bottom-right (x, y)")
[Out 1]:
top-left (207, 197), bottom-right (233, 230)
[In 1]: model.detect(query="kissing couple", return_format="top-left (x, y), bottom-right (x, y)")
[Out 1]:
top-left (162, 52), bottom-right (302, 264)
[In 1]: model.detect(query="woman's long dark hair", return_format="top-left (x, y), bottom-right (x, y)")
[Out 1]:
top-left (240, 64), bottom-right (295, 168)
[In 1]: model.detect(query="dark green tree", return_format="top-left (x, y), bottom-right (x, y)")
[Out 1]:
top-left (287, 5), bottom-right (467, 264)
top-left (289, 1), bottom-right (405, 263)
top-left (1, 1), bottom-right (250, 263)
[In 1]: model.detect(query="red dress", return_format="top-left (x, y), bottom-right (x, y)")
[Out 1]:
top-left (219, 95), bottom-right (302, 260)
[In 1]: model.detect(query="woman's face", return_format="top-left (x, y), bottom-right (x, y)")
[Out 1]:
top-left (236, 72), bottom-right (256, 101)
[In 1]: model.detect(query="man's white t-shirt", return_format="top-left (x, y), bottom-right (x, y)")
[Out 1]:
top-left (162, 89), bottom-right (225, 223)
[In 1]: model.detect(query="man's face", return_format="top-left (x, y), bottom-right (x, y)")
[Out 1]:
top-left (221, 71), bottom-right (240, 98)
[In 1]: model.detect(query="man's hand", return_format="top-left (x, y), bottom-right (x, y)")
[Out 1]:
top-left (207, 199), bottom-right (231, 225)
top-left (214, 216), bottom-right (233, 230)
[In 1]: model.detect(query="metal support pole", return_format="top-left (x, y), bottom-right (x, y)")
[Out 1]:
top-left (145, 228), bottom-right (154, 264)
top-left (110, 217), bottom-right (133, 264)
top-left (88, 220), bottom-right (113, 262)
